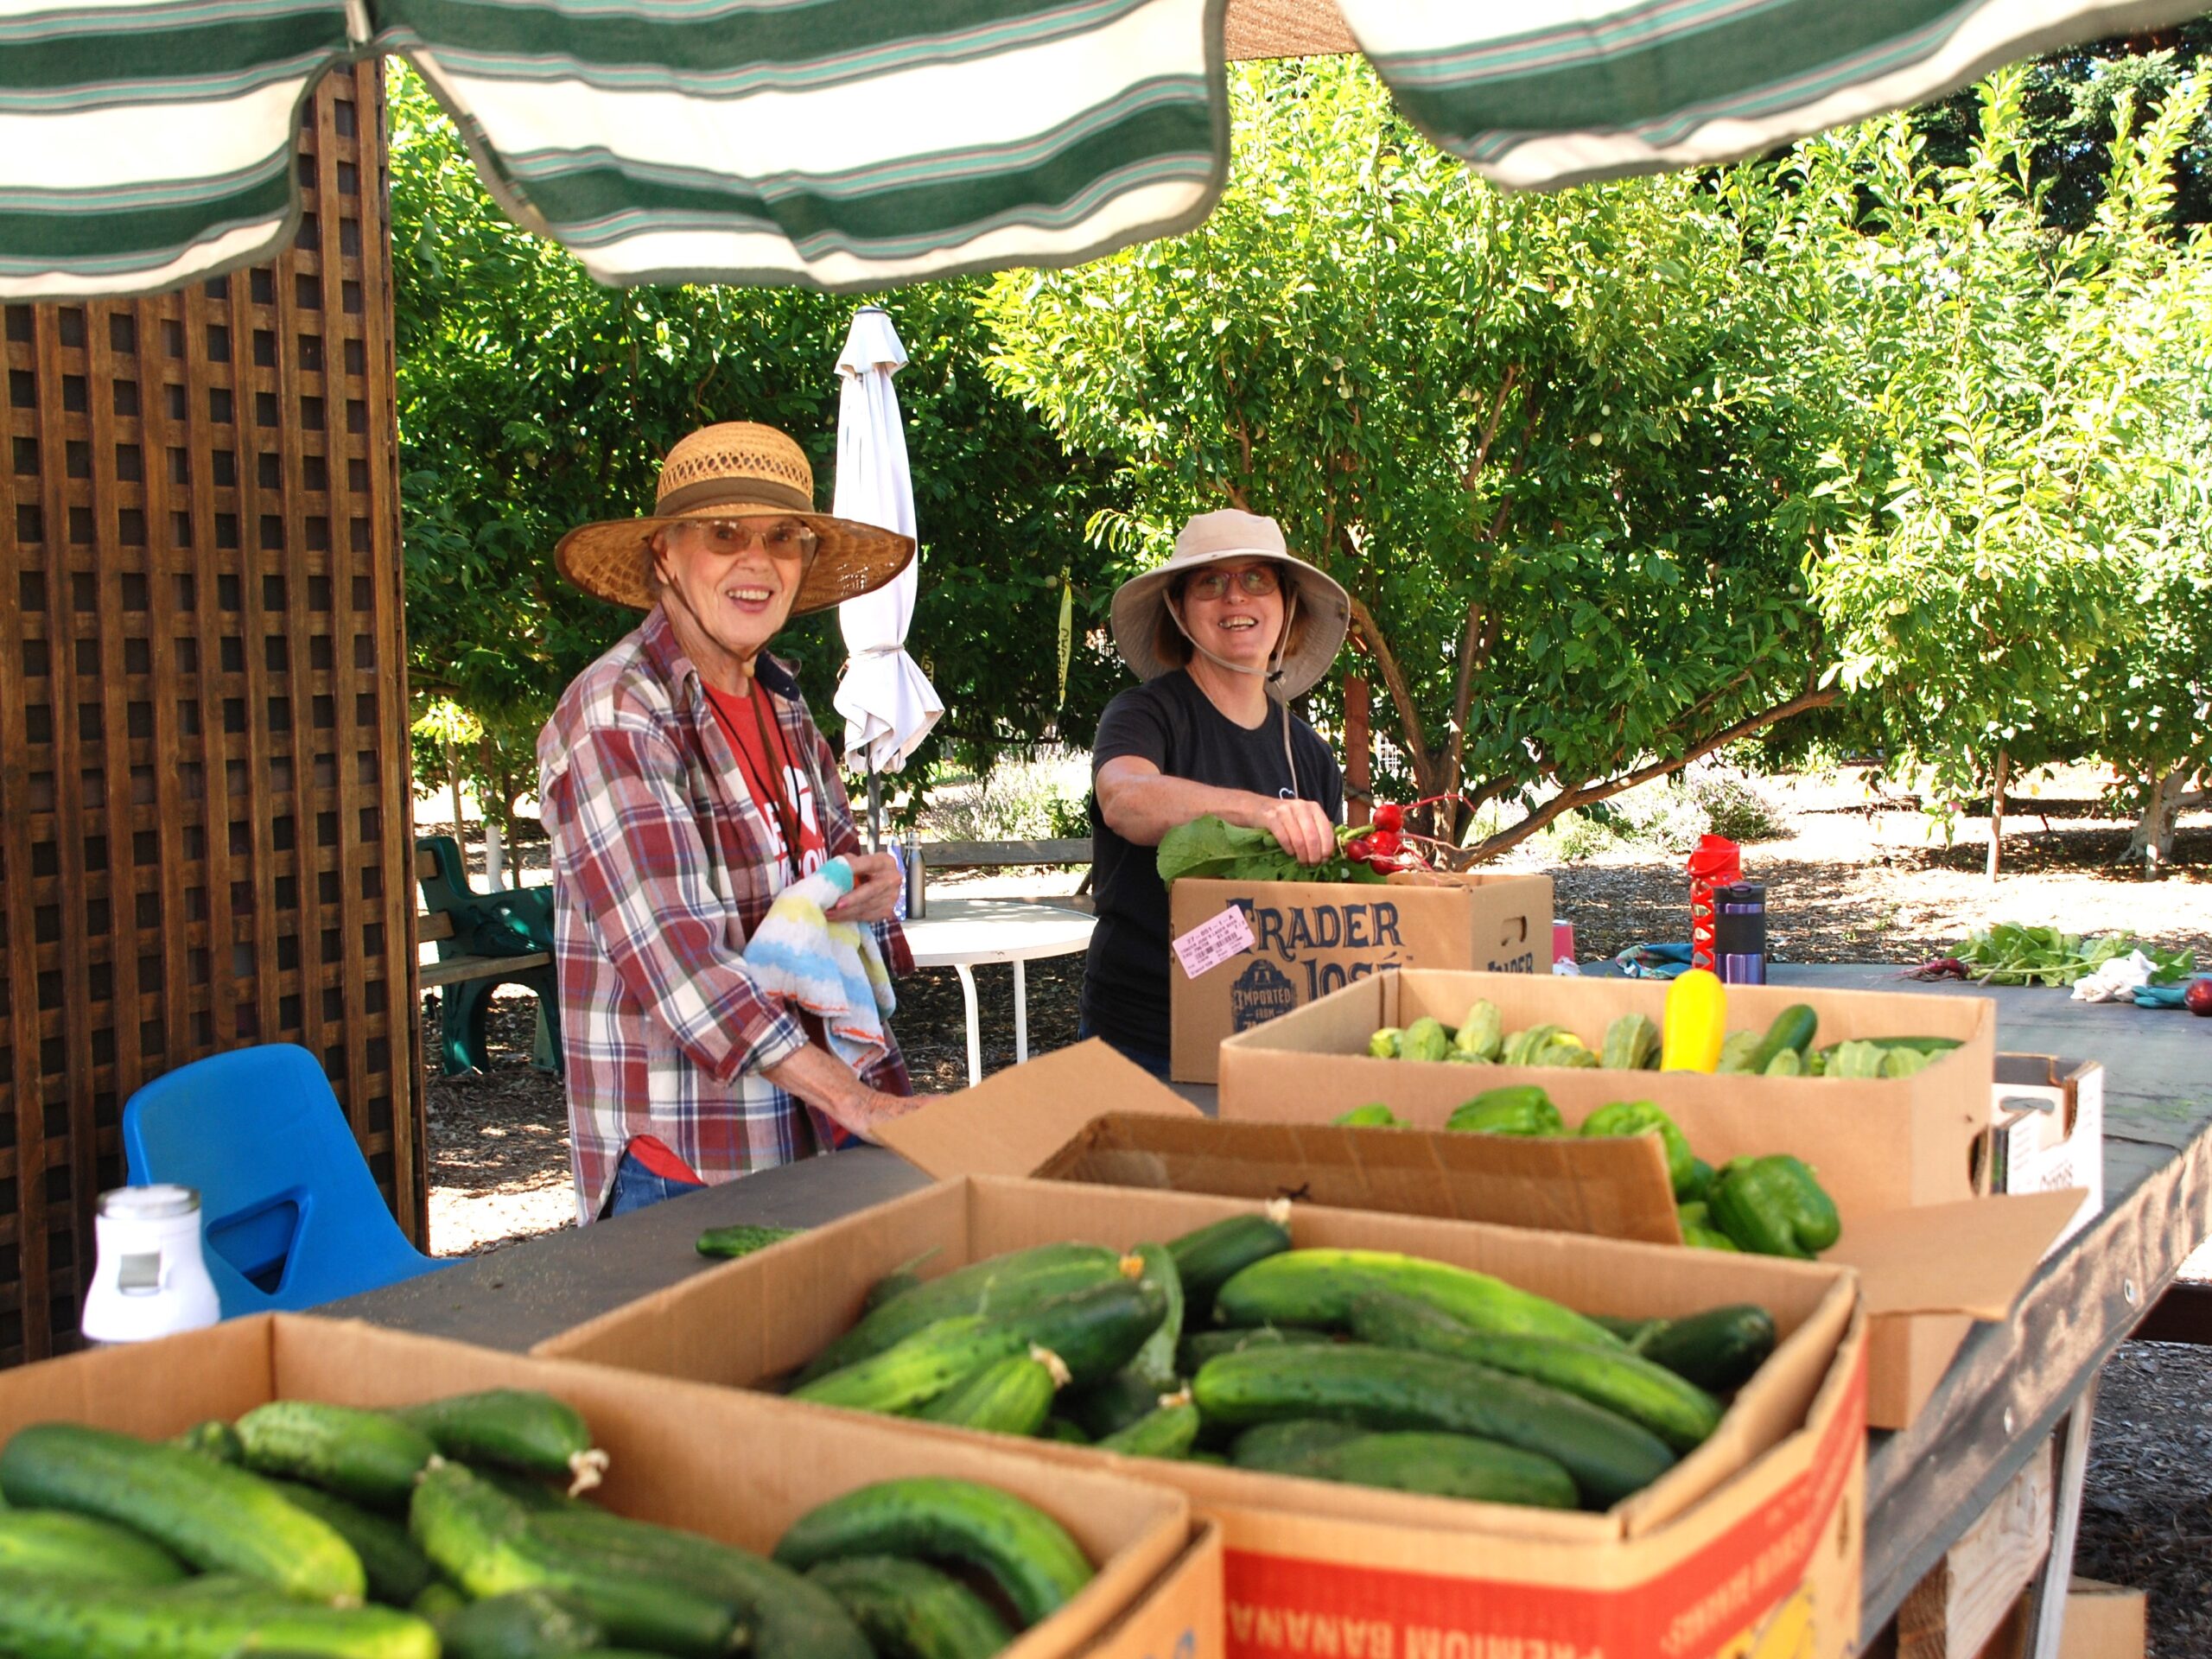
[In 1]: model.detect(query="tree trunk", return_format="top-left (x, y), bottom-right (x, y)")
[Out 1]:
top-left (444, 737), bottom-right (465, 847)
top-left (1344, 674), bottom-right (1372, 828)
top-left (1986, 749), bottom-right (2007, 882)
top-left (2123, 766), bottom-right (2207, 880)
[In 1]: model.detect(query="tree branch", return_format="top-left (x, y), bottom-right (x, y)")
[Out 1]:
top-left (1339, 563), bottom-right (1439, 795)
top-left (1463, 365), bottom-right (1519, 490)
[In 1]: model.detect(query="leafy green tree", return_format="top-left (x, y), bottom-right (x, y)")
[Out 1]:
top-left (387, 66), bottom-right (1122, 828)
top-left (982, 58), bottom-right (1837, 855)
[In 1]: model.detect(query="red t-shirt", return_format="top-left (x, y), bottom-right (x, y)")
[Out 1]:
top-left (703, 683), bottom-right (827, 878)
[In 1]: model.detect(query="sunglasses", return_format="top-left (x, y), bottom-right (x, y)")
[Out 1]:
top-left (684, 517), bottom-right (818, 560)
top-left (1184, 565), bottom-right (1281, 601)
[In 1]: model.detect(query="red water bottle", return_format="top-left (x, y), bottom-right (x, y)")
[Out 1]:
top-left (1687, 835), bottom-right (1742, 973)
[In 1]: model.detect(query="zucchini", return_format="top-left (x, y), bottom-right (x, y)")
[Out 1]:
top-left (1177, 1325), bottom-right (1333, 1374)
top-left (1212, 1249), bottom-right (1625, 1351)
top-left (1191, 1343), bottom-right (1675, 1508)
top-left (0, 1569), bottom-right (435, 1658)
top-left (171, 1420), bottom-right (245, 1465)
top-left (408, 1461), bottom-right (740, 1656)
top-left (0, 1422), bottom-right (365, 1602)
top-left (236, 1401), bottom-right (437, 1508)
top-left (266, 1478), bottom-right (437, 1607)
top-left (1637, 1305), bottom-right (1778, 1395)
top-left (395, 1390), bottom-right (607, 1495)
top-left (796, 1244), bottom-right (1128, 1384)
top-left (776, 1478), bottom-right (1093, 1629)
top-left (438, 1588), bottom-right (605, 1659)
top-left (796, 1277), bottom-right (1166, 1414)
top-left (531, 1506), bottom-right (869, 1659)
top-left (1229, 1420), bottom-right (1365, 1470)
top-left (1236, 1430), bottom-right (1578, 1509)
top-left (1096, 1398), bottom-right (1200, 1460)
top-left (916, 1352), bottom-right (1064, 1437)
top-left (0, 1509), bottom-right (189, 1586)
top-left (808, 1556), bottom-right (1014, 1659)
top-left (1745, 1006), bottom-right (1817, 1074)
top-left (1125, 1243), bottom-right (1185, 1391)
top-left (1347, 1291), bottom-right (1723, 1452)
top-left (1166, 1211), bottom-right (1293, 1324)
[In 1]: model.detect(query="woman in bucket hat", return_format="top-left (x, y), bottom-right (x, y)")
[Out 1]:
top-left (1081, 509), bottom-right (1353, 1076)
top-left (538, 421), bottom-right (931, 1223)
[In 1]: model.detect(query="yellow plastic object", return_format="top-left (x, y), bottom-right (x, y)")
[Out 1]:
top-left (1660, 970), bottom-right (1728, 1072)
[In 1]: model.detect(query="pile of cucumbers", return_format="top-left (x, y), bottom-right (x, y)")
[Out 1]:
top-left (1368, 1000), bottom-right (1959, 1080)
top-left (785, 1215), bottom-right (1781, 1516)
top-left (0, 1385), bottom-right (1095, 1659)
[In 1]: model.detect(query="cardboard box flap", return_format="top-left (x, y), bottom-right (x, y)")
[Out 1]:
top-left (876, 1040), bottom-right (1202, 1179)
top-left (1033, 1114), bottom-right (1683, 1243)
top-left (1830, 1189), bottom-right (2085, 1319)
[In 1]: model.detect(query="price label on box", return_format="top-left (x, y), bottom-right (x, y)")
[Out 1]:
top-left (1173, 904), bottom-right (1256, 981)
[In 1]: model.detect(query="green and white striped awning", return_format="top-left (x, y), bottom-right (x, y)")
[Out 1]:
top-left (3, 0), bottom-right (2206, 300)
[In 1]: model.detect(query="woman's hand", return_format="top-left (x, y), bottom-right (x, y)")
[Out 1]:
top-left (829, 852), bottom-right (905, 924)
top-left (764, 1046), bottom-right (931, 1142)
top-left (1248, 795), bottom-right (1338, 865)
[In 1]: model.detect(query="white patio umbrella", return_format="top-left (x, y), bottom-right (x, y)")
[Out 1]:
top-left (832, 306), bottom-right (944, 849)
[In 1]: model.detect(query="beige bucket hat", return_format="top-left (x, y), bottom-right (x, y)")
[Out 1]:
top-left (1109, 509), bottom-right (1351, 699)
top-left (555, 421), bottom-right (913, 614)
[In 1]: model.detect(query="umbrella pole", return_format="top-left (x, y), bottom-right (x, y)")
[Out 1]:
top-left (868, 761), bottom-right (882, 853)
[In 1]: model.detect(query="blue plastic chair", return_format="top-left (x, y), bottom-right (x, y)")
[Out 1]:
top-left (123, 1044), bottom-right (448, 1317)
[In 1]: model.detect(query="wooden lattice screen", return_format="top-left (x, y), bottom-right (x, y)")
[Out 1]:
top-left (0, 61), bottom-right (417, 1366)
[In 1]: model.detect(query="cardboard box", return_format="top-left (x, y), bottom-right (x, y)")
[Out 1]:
top-left (539, 1043), bottom-right (2077, 1659)
top-left (1986, 1056), bottom-right (2105, 1257)
top-left (1168, 874), bottom-right (1553, 1083)
top-left (1211, 971), bottom-right (2032, 1427)
top-left (2059, 1578), bottom-right (2147, 1659)
top-left (0, 1315), bottom-right (1207, 1659)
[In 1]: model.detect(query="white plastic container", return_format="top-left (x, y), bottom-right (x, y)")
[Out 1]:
top-left (80, 1185), bottom-right (221, 1344)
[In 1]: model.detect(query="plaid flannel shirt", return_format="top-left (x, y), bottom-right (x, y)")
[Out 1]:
top-left (538, 606), bottom-right (913, 1224)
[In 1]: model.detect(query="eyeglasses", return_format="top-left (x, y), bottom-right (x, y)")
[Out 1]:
top-left (685, 517), bottom-right (818, 560)
top-left (1184, 565), bottom-right (1281, 602)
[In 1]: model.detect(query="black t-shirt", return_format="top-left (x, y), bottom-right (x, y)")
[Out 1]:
top-left (1082, 671), bottom-right (1343, 1053)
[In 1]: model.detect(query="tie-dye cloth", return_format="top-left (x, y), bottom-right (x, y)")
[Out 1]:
top-left (742, 857), bottom-right (896, 1076)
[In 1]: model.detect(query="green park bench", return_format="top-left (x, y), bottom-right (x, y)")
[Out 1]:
top-left (413, 835), bottom-right (563, 1077)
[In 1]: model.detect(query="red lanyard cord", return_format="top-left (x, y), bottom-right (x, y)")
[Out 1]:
top-left (706, 685), bottom-right (804, 882)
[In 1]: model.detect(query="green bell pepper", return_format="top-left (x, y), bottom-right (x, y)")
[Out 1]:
top-left (1445, 1086), bottom-right (1564, 1136)
top-left (1580, 1100), bottom-right (1696, 1198)
top-left (1707, 1154), bottom-right (1840, 1259)
top-left (1334, 1103), bottom-right (1404, 1128)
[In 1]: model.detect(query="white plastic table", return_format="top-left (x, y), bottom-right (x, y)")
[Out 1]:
top-left (899, 898), bottom-right (1096, 1085)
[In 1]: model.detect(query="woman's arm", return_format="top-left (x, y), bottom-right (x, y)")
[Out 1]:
top-left (1095, 756), bottom-right (1338, 864)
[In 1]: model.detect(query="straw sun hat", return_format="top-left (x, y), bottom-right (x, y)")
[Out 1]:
top-left (1109, 510), bottom-right (1351, 699)
top-left (555, 421), bottom-right (913, 614)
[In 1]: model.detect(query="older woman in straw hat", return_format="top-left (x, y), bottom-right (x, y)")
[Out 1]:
top-left (1081, 510), bottom-right (1353, 1076)
top-left (538, 421), bottom-right (929, 1223)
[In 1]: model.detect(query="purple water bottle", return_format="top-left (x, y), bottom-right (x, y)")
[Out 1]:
top-left (1713, 882), bottom-right (1767, 985)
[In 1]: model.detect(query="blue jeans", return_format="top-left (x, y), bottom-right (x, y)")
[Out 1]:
top-left (1076, 1016), bottom-right (1173, 1081)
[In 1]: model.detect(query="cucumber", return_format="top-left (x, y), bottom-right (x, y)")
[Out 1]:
top-left (916, 1352), bottom-right (1063, 1437)
top-left (236, 1401), bottom-right (437, 1508)
top-left (1166, 1212), bottom-right (1293, 1323)
top-left (1347, 1291), bottom-right (1723, 1452)
top-left (171, 1420), bottom-right (245, 1465)
top-left (266, 1478), bottom-right (437, 1607)
top-left (1213, 1249), bottom-right (1625, 1351)
top-left (1125, 1243), bottom-right (1185, 1390)
top-left (1191, 1343), bottom-right (1675, 1508)
top-left (796, 1277), bottom-right (1166, 1414)
top-left (796, 1244), bottom-right (1128, 1384)
top-left (411, 1583), bottom-right (470, 1621)
top-left (437, 1588), bottom-right (605, 1659)
top-left (1230, 1419), bottom-right (1366, 1470)
top-left (395, 1390), bottom-right (607, 1494)
top-left (528, 1507), bottom-right (871, 1659)
top-left (863, 1269), bottom-right (926, 1315)
top-left (0, 1422), bottom-right (365, 1601)
top-left (808, 1556), bottom-right (1014, 1659)
top-left (1177, 1325), bottom-right (1333, 1374)
top-left (1096, 1399), bottom-right (1200, 1460)
top-left (1589, 1315), bottom-right (1666, 1347)
top-left (1065, 1367), bottom-right (1170, 1440)
top-left (1637, 1305), bottom-right (1779, 1394)
top-left (0, 1569), bottom-right (435, 1658)
top-left (1235, 1430), bottom-right (1578, 1509)
top-left (408, 1461), bottom-right (740, 1656)
top-left (695, 1224), bottom-right (804, 1260)
top-left (0, 1509), bottom-right (189, 1586)
top-left (1745, 1006), bottom-right (1817, 1074)
top-left (776, 1478), bottom-right (1094, 1629)
top-left (1040, 1417), bottom-right (1091, 1445)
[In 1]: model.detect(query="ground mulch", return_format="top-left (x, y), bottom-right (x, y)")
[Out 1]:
top-left (416, 773), bottom-right (2212, 1649)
